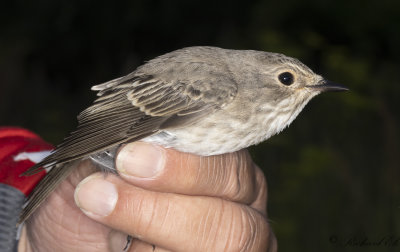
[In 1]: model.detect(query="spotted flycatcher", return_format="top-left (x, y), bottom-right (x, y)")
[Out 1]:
top-left (20, 46), bottom-right (348, 222)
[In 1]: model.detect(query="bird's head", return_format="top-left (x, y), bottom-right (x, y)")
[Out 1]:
top-left (239, 51), bottom-right (349, 138)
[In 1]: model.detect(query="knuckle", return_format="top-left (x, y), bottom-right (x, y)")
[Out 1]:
top-left (255, 166), bottom-right (268, 198)
top-left (220, 151), bottom-right (258, 203)
top-left (199, 201), bottom-right (270, 251)
top-left (255, 165), bottom-right (267, 191)
top-left (236, 207), bottom-right (271, 252)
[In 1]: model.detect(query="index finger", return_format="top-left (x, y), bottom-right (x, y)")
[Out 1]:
top-left (115, 142), bottom-right (266, 208)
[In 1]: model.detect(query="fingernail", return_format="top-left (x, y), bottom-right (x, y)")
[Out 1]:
top-left (116, 142), bottom-right (165, 178)
top-left (74, 174), bottom-right (118, 217)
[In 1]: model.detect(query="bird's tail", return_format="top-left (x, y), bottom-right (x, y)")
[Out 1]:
top-left (18, 160), bottom-right (80, 225)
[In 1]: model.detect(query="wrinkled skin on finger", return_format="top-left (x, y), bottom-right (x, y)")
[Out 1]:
top-left (21, 143), bottom-right (277, 252)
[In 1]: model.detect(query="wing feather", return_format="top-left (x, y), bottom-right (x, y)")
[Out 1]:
top-left (23, 57), bottom-right (238, 175)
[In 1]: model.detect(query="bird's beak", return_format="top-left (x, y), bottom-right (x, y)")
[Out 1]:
top-left (307, 80), bottom-right (349, 92)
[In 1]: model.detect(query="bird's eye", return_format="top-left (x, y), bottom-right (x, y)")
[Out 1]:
top-left (278, 72), bottom-right (294, 85)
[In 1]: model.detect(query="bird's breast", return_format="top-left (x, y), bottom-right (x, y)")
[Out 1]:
top-left (143, 109), bottom-right (270, 156)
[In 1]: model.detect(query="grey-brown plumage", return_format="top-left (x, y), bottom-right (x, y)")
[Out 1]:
top-left (20, 46), bottom-right (347, 223)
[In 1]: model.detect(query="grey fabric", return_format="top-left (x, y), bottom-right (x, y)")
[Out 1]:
top-left (0, 184), bottom-right (25, 252)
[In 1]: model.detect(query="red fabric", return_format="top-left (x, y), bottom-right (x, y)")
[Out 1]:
top-left (0, 127), bottom-right (53, 195)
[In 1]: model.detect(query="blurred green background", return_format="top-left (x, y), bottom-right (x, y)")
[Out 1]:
top-left (1, 0), bottom-right (399, 251)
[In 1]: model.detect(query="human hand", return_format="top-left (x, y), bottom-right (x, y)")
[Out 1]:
top-left (20, 142), bottom-right (276, 252)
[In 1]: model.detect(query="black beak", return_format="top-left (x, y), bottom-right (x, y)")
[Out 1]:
top-left (307, 80), bottom-right (349, 92)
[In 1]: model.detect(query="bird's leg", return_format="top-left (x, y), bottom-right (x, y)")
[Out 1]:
top-left (89, 145), bottom-right (121, 173)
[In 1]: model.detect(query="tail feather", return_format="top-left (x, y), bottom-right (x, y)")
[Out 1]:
top-left (19, 161), bottom-right (79, 224)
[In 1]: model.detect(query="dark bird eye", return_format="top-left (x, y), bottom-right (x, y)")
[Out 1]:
top-left (278, 72), bottom-right (294, 85)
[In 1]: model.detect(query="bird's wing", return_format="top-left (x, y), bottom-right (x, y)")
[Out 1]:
top-left (23, 71), bottom-right (237, 175)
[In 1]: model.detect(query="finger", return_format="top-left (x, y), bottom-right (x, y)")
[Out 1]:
top-left (116, 142), bottom-right (261, 205)
top-left (109, 232), bottom-right (173, 252)
top-left (129, 239), bottom-right (171, 252)
top-left (267, 231), bottom-right (278, 252)
top-left (250, 165), bottom-right (268, 214)
top-left (108, 230), bottom-right (131, 252)
top-left (129, 240), bottom-right (154, 252)
top-left (74, 173), bottom-right (272, 252)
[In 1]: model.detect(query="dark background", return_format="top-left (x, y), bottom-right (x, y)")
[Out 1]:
top-left (1, 1), bottom-right (399, 251)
